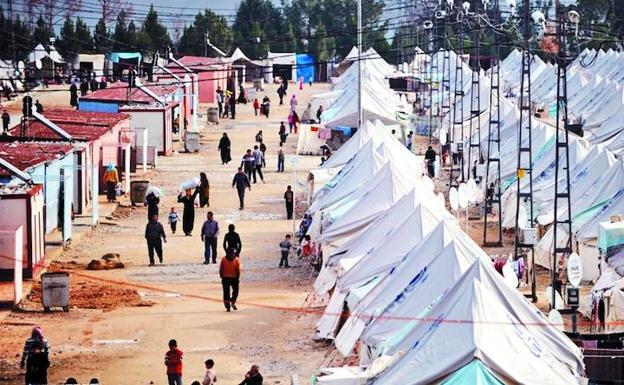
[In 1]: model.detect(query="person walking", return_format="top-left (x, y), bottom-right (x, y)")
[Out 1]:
top-left (279, 122), bottom-right (287, 145)
top-left (164, 339), bottom-right (183, 385)
top-left (216, 87), bottom-right (224, 118)
top-left (145, 214), bottom-right (167, 265)
top-left (279, 234), bottom-right (292, 268)
top-left (284, 186), bottom-right (294, 220)
top-left (277, 84), bottom-right (286, 105)
top-left (253, 98), bottom-right (259, 116)
top-left (316, 105), bottom-right (323, 123)
top-left (177, 188), bottom-right (199, 236)
top-left (255, 130), bottom-right (263, 143)
top-left (2, 109), bottom-right (10, 133)
top-left (198, 172), bottom-right (210, 208)
top-left (259, 141), bottom-right (267, 168)
top-left (292, 111), bottom-right (300, 134)
top-left (277, 143), bottom-right (285, 172)
top-left (69, 82), bottom-right (78, 107)
top-left (223, 224), bottom-right (242, 256)
top-left (241, 149), bottom-right (255, 182)
top-left (232, 167), bottom-right (251, 210)
top-left (290, 94), bottom-right (298, 112)
top-left (262, 95), bottom-right (270, 118)
top-left (425, 145), bottom-right (436, 178)
top-left (25, 341), bottom-right (49, 385)
top-left (20, 326), bottom-right (49, 371)
top-left (103, 163), bottom-right (119, 203)
top-left (219, 247), bottom-right (241, 311)
top-left (228, 94), bottom-right (236, 119)
top-left (80, 80), bottom-right (89, 97)
top-left (218, 133), bottom-right (232, 165)
top-left (406, 131), bottom-right (414, 151)
top-left (201, 212), bottom-right (219, 264)
top-left (287, 112), bottom-right (294, 134)
top-left (238, 365), bottom-right (263, 385)
top-left (145, 191), bottom-right (160, 220)
top-left (252, 145), bottom-right (265, 184)
top-left (168, 207), bottom-right (179, 234)
top-left (202, 359), bottom-right (217, 385)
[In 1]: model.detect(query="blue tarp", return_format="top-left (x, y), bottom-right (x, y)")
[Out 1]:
top-left (108, 52), bottom-right (142, 63)
top-left (441, 360), bottom-right (504, 385)
top-left (296, 54), bottom-right (315, 83)
top-left (79, 100), bottom-right (119, 113)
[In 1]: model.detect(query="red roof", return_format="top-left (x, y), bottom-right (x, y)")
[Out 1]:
top-left (0, 142), bottom-right (75, 175)
top-left (80, 82), bottom-right (179, 104)
top-left (165, 56), bottom-right (229, 74)
top-left (7, 109), bottom-right (129, 141)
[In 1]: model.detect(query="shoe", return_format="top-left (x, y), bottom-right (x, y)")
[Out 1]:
top-left (159, 259), bottom-right (163, 264)
top-left (262, 179), bottom-right (265, 184)
top-left (232, 304), bottom-right (238, 310)
top-left (149, 263), bottom-right (154, 266)
top-left (203, 261), bottom-right (209, 265)
top-left (226, 308), bottom-right (231, 312)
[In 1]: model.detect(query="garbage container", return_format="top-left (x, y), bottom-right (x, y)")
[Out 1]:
top-left (130, 180), bottom-right (150, 206)
top-left (207, 107), bottom-right (219, 124)
top-left (41, 272), bottom-right (70, 312)
top-left (185, 131), bottom-right (200, 152)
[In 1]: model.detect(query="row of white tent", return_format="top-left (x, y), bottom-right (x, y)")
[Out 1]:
top-left (423, 48), bottom-right (624, 286)
top-left (311, 47), bottom-right (410, 130)
top-left (303, 116), bottom-right (586, 383)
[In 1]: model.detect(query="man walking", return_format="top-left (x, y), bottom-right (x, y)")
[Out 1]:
top-left (284, 185), bottom-right (294, 220)
top-left (223, 224), bottom-right (242, 255)
top-left (201, 212), bottom-right (219, 264)
top-left (1, 109), bottom-right (10, 134)
top-left (232, 167), bottom-right (251, 210)
top-left (219, 248), bottom-right (241, 311)
top-left (425, 145), bottom-right (436, 178)
top-left (277, 143), bottom-right (285, 172)
top-left (241, 149), bottom-right (255, 182)
top-left (252, 145), bottom-right (265, 183)
top-left (145, 214), bottom-right (167, 266)
top-left (164, 339), bottom-right (183, 385)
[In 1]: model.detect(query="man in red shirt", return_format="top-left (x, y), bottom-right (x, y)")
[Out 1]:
top-left (164, 339), bottom-right (183, 385)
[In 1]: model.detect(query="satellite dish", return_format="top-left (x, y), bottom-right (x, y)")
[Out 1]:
top-left (18, 61), bottom-right (25, 72)
top-left (457, 183), bottom-right (469, 209)
top-left (502, 262), bottom-right (519, 289)
top-left (567, 253), bottom-right (583, 287)
top-left (436, 192), bottom-right (445, 208)
top-left (548, 309), bottom-right (565, 331)
top-left (421, 175), bottom-right (434, 191)
top-left (449, 187), bottom-right (459, 211)
top-left (35, 59), bottom-right (42, 70)
top-left (466, 179), bottom-right (478, 204)
top-left (546, 286), bottom-right (565, 310)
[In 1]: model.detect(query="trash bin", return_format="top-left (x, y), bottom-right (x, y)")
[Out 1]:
top-left (207, 107), bottom-right (219, 124)
top-left (130, 180), bottom-right (150, 206)
top-left (185, 131), bottom-right (200, 152)
top-left (41, 272), bottom-right (70, 312)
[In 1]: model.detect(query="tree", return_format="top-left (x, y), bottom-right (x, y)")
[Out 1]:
top-left (23, 0), bottom-right (81, 31)
top-left (310, 22), bottom-right (335, 62)
top-left (96, 0), bottom-right (123, 26)
top-left (74, 17), bottom-right (94, 53)
top-left (178, 9), bottom-right (233, 56)
top-left (138, 5), bottom-right (171, 52)
top-left (112, 9), bottom-right (129, 50)
top-left (33, 14), bottom-right (52, 45)
top-left (232, 0), bottom-right (281, 59)
top-left (56, 16), bottom-right (75, 59)
top-left (0, 7), bottom-right (33, 61)
top-left (93, 18), bottom-right (112, 53)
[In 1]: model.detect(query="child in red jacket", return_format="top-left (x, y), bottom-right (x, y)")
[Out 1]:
top-left (165, 339), bottom-right (183, 385)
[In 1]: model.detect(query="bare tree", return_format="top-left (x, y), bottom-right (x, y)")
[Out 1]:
top-left (24, 0), bottom-right (82, 31)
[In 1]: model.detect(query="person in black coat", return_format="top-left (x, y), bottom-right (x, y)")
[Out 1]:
top-left (218, 133), bottom-right (232, 165)
top-left (145, 192), bottom-right (160, 220)
top-left (69, 83), bottom-right (78, 107)
top-left (177, 188), bottom-right (199, 236)
top-left (80, 80), bottom-right (89, 96)
top-left (239, 365), bottom-right (263, 385)
top-left (223, 224), bottom-right (242, 255)
top-left (25, 342), bottom-right (49, 385)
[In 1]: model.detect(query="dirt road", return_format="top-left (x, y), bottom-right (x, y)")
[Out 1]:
top-left (0, 82), bottom-right (329, 384)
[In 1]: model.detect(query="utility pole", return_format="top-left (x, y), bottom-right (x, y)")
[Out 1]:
top-left (514, 0), bottom-right (536, 302)
top-left (357, 0), bottom-right (363, 128)
top-left (551, 0), bottom-right (574, 310)
top-left (467, 2), bottom-right (482, 183)
top-left (483, 0), bottom-right (503, 246)
top-left (450, 22), bottom-right (465, 187)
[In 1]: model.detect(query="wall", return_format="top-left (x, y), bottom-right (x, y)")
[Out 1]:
top-left (130, 111), bottom-right (165, 154)
top-left (0, 198), bottom-right (27, 270)
top-left (79, 100), bottom-right (119, 113)
top-left (30, 155), bottom-right (75, 234)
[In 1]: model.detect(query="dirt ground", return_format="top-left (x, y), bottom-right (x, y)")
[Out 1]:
top-left (0, 82), bottom-right (330, 384)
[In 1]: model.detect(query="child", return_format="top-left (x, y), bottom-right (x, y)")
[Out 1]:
top-left (301, 235), bottom-right (312, 259)
top-left (202, 359), bottom-right (217, 385)
top-left (253, 98), bottom-right (259, 116)
top-left (168, 207), bottom-right (179, 234)
top-left (279, 234), bottom-right (292, 268)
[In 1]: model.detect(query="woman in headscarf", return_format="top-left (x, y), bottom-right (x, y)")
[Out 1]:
top-left (145, 191), bottom-right (160, 220)
top-left (198, 172), bottom-right (210, 208)
top-left (103, 163), bottom-right (119, 203)
top-left (20, 326), bottom-right (50, 370)
top-left (177, 188), bottom-right (199, 236)
top-left (218, 133), bottom-right (232, 165)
